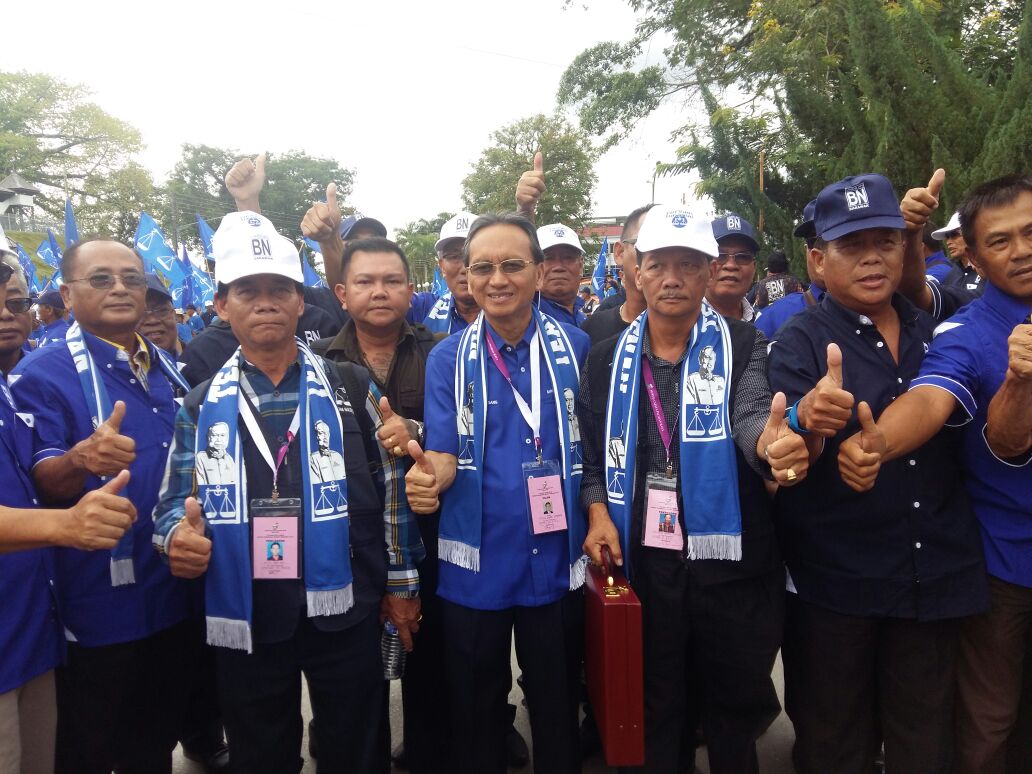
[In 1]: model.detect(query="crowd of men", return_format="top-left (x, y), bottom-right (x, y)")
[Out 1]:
top-left (0, 151), bottom-right (1029, 774)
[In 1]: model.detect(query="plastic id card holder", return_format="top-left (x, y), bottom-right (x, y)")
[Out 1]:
top-left (641, 473), bottom-right (683, 550)
top-left (522, 459), bottom-right (568, 535)
top-left (251, 498), bottom-right (302, 580)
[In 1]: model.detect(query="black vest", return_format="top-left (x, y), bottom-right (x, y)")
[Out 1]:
top-left (184, 361), bottom-right (388, 644)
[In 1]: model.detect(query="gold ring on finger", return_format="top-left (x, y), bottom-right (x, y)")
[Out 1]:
top-left (786, 468), bottom-right (797, 482)
top-left (393, 445), bottom-right (403, 456)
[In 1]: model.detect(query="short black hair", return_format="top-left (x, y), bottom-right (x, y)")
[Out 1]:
top-left (463, 213), bottom-right (545, 266)
top-left (61, 237), bottom-right (144, 279)
top-left (341, 237), bottom-right (411, 282)
top-left (958, 174), bottom-right (1032, 248)
top-left (922, 222), bottom-right (942, 251)
top-left (186, 304), bottom-right (196, 311)
top-left (622, 204), bottom-right (656, 241)
top-left (766, 251), bottom-right (789, 273)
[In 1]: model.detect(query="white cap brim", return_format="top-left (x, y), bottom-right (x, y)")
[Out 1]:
top-left (635, 205), bottom-right (720, 258)
top-left (930, 211), bottom-right (962, 241)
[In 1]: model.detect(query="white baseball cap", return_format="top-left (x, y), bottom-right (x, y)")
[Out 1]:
top-left (212, 211), bottom-right (304, 286)
top-left (435, 212), bottom-right (478, 253)
top-left (930, 211), bottom-right (962, 241)
top-left (0, 223), bottom-right (15, 258)
top-left (635, 205), bottom-right (719, 258)
top-left (537, 223), bottom-right (584, 254)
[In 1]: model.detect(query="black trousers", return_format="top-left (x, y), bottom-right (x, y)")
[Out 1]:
top-left (782, 593), bottom-right (959, 774)
top-left (54, 618), bottom-right (193, 774)
top-left (216, 613), bottom-right (388, 774)
top-left (442, 592), bottom-right (583, 774)
top-left (400, 544), bottom-right (453, 773)
top-left (180, 615), bottom-right (224, 755)
top-left (624, 548), bottom-right (783, 774)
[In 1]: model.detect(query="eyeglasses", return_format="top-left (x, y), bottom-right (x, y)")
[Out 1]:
top-left (0, 263), bottom-right (13, 284)
top-left (714, 251), bottom-right (756, 266)
top-left (66, 272), bottom-right (147, 290)
top-left (4, 297), bottom-right (31, 314)
top-left (467, 259), bottom-right (535, 277)
top-left (439, 250), bottom-right (464, 264)
top-left (141, 305), bottom-right (174, 319)
top-left (544, 252), bottom-right (582, 264)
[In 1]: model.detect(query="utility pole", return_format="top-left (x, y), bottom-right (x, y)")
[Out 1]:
top-left (169, 189), bottom-right (180, 253)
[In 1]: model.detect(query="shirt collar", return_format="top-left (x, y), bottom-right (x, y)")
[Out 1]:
top-left (809, 283), bottom-right (826, 300)
top-left (485, 316), bottom-right (537, 350)
top-left (740, 296), bottom-right (756, 322)
top-left (982, 281), bottom-right (1032, 327)
top-left (821, 291), bottom-right (921, 329)
top-left (94, 332), bottom-right (152, 371)
top-left (326, 319), bottom-right (415, 362)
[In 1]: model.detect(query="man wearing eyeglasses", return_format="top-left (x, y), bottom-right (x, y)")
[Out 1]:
top-left (421, 212), bottom-right (482, 335)
top-left (11, 238), bottom-right (194, 773)
top-left (406, 213), bottom-right (590, 772)
top-left (0, 253), bottom-right (33, 379)
top-left (707, 213), bottom-right (761, 323)
top-left (536, 223), bottom-right (587, 326)
top-left (137, 274), bottom-right (182, 358)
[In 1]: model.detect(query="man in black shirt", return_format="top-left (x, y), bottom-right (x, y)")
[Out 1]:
top-left (767, 172), bottom-right (988, 774)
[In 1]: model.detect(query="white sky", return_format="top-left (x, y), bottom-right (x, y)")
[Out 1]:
top-left (1, 0), bottom-right (707, 236)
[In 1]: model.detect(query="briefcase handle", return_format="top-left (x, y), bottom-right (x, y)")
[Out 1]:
top-left (600, 545), bottom-right (617, 586)
top-left (598, 545), bottom-right (631, 597)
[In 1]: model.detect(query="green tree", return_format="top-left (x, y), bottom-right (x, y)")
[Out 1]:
top-left (462, 114), bottom-right (598, 231)
top-left (559, 0), bottom-right (1030, 269)
top-left (0, 70), bottom-right (155, 238)
top-left (395, 213), bottom-right (454, 289)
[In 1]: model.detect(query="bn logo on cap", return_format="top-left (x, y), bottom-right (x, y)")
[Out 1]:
top-left (845, 183), bottom-right (869, 211)
top-left (553, 227), bottom-right (566, 237)
top-left (727, 215), bottom-right (741, 231)
top-left (246, 216), bottom-right (262, 227)
top-left (671, 213), bottom-right (688, 228)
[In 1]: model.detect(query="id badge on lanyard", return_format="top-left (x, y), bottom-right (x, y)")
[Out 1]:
top-left (485, 330), bottom-right (567, 536)
top-left (251, 498), bottom-right (302, 580)
top-left (640, 359), bottom-right (683, 550)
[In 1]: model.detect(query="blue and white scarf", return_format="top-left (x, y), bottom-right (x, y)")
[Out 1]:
top-left (604, 304), bottom-right (742, 575)
top-left (65, 321), bottom-right (190, 586)
top-left (195, 340), bottom-right (352, 653)
top-left (423, 292), bottom-right (455, 334)
top-left (444, 309), bottom-right (588, 589)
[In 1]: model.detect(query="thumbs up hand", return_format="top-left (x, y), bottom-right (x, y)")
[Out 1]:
top-left (516, 150), bottom-right (546, 220)
top-left (72, 400), bottom-right (137, 477)
top-left (64, 469), bottom-right (137, 550)
top-left (225, 153), bottom-right (267, 211)
top-left (375, 397), bottom-right (420, 458)
top-left (837, 401), bottom-right (887, 492)
top-left (168, 497), bottom-right (212, 579)
top-left (757, 392), bottom-right (810, 486)
top-left (404, 441), bottom-right (439, 514)
top-left (797, 343), bottom-right (855, 437)
top-left (901, 168), bottom-right (946, 232)
top-left (301, 182), bottom-right (343, 242)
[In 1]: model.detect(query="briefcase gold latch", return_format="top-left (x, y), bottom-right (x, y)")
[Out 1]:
top-left (603, 577), bottom-right (630, 597)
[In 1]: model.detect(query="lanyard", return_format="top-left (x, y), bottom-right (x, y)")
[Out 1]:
top-left (239, 372), bottom-right (300, 499)
top-left (484, 330), bottom-right (543, 461)
top-left (642, 358), bottom-right (676, 477)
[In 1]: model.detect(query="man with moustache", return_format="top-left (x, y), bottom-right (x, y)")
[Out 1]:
top-left (422, 212), bottom-right (482, 335)
top-left (706, 213), bottom-right (760, 323)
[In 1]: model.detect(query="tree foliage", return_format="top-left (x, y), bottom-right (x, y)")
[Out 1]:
top-left (559, 0), bottom-right (1030, 266)
top-left (395, 213), bottom-right (454, 288)
top-left (461, 114), bottom-right (599, 231)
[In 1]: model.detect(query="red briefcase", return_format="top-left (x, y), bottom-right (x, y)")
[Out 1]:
top-left (584, 546), bottom-right (645, 766)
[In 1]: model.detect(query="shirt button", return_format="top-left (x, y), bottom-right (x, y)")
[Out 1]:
top-left (524, 438), bottom-right (531, 445)
top-left (876, 341), bottom-right (884, 348)
top-left (129, 378), bottom-right (137, 384)
top-left (897, 378), bottom-right (903, 384)
top-left (909, 459), bottom-right (916, 466)
top-left (855, 329), bottom-right (861, 335)
top-left (32, 498), bottom-right (38, 505)
top-left (106, 363), bottom-right (113, 369)
top-left (506, 346), bottom-right (513, 352)
top-left (162, 442), bottom-right (169, 448)
top-left (520, 367), bottom-right (526, 373)
top-left (913, 501), bottom-right (920, 508)
top-left (152, 407), bottom-right (159, 414)
top-left (273, 390), bottom-right (280, 397)
top-left (915, 542), bottom-right (922, 549)
top-left (532, 548), bottom-right (539, 555)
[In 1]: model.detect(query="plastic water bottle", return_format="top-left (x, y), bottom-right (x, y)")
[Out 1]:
top-left (381, 621), bottom-right (406, 680)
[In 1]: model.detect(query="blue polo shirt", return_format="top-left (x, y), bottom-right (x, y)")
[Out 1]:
top-left (11, 333), bottom-right (192, 646)
top-left (424, 317), bottom-right (590, 610)
top-left (0, 382), bottom-right (62, 694)
top-left (421, 294), bottom-right (472, 335)
top-left (910, 282), bottom-right (1032, 588)
top-left (36, 317), bottom-right (69, 348)
top-left (187, 314), bottom-right (205, 334)
top-left (406, 291), bottom-right (438, 325)
top-left (924, 251), bottom-right (956, 284)
top-left (755, 284), bottom-right (825, 339)
top-left (537, 294), bottom-right (586, 327)
top-left (177, 321), bottom-right (193, 344)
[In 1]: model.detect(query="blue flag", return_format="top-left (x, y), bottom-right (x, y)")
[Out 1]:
top-left (135, 212), bottom-right (186, 285)
top-left (13, 243), bottom-right (38, 292)
top-left (35, 231), bottom-right (61, 269)
top-left (431, 266), bottom-right (447, 298)
top-left (300, 242), bottom-right (327, 288)
top-left (591, 237), bottom-right (609, 296)
top-left (190, 260), bottom-right (215, 306)
top-left (65, 199), bottom-right (80, 247)
top-left (196, 214), bottom-right (216, 263)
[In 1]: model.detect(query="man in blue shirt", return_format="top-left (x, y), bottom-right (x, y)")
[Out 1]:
top-left (420, 212), bottom-right (482, 335)
top-left (12, 238), bottom-right (195, 773)
top-left (767, 172), bottom-right (987, 774)
top-left (185, 304), bottom-right (205, 335)
top-left (406, 213), bottom-right (590, 773)
top-left (34, 290), bottom-right (69, 347)
top-left (536, 222), bottom-right (588, 326)
top-left (838, 172), bottom-right (1032, 773)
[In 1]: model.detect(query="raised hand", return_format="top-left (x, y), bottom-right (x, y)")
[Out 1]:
top-left (72, 400), bottom-right (137, 477)
top-left (837, 401), bottom-right (886, 492)
top-left (758, 392), bottom-right (810, 486)
top-left (901, 168), bottom-right (945, 232)
top-left (798, 343), bottom-right (855, 437)
top-left (168, 497), bottom-right (212, 579)
top-left (301, 182), bottom-right (343, 243)
top-left (516, 151), bottom-right (546, 219)
top-left (64, 469), bottom-right (137, 550)
top-left (1007, 323), bottom-right (1032, 381)
top-left (225, 153), bottom-right (267, 210)
top-left (376, 396), bottom-right (416, 457)
top-left (404, 441), bottom-right (439, 514)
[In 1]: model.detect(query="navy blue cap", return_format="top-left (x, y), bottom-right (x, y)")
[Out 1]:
top-left (815, 174), bottom-right (905, 242)
top-left (144, 272), bottom-right (172, 300)
top-left (340, 214), bottom-right (387, 240)
top-left (710, 212), bottom-right (760, 252)
top-left (793, 199), bottom-right (817, 239)
top-left (38, 290), bottom-right (64, 309)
